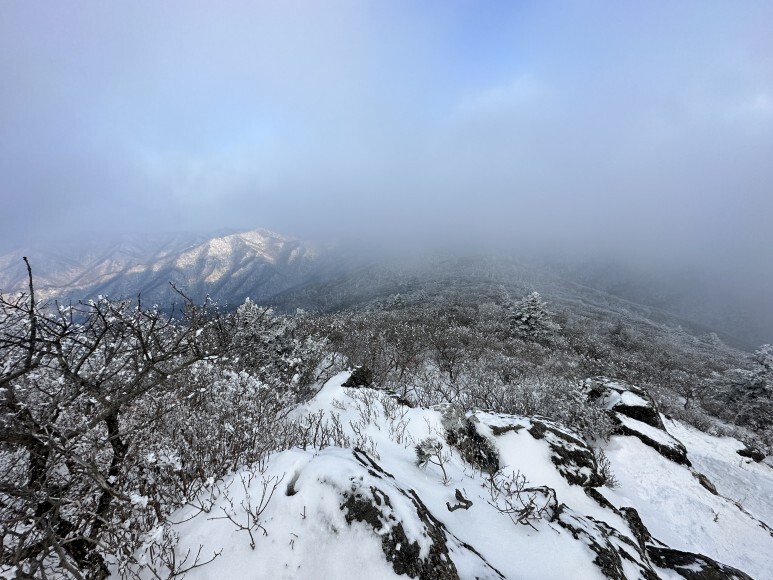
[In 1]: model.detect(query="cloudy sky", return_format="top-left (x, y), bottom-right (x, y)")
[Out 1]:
top-left (1, 1), bottom-right (772, 270)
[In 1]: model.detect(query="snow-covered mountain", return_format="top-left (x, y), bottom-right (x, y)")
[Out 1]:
top-left (1, 230), bottom-right (765, 351)
top-left (127, 372), bottom-right (772, 579)
top-left (0, 229), bottom-right (321, 306)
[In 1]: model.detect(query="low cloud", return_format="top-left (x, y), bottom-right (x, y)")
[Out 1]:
top-left (1, 1), bottom-right (771, 339)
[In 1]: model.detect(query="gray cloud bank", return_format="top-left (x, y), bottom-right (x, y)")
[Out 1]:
top-left (1, 1), bottom-right (771, 338)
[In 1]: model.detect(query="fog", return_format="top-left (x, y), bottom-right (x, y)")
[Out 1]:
top-left (1, 1), bottom-right (772, 342)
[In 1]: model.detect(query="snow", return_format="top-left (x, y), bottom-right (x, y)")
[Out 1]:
top-left (665, 418), bottom-right (773, 527)
top-left (602, 434), bottom-right (773, 578)
top-left (124, 374), bottom-right (773, 579)
top-left (613, 390), bottom-right (650, 408)
top-left (132, 449), bottom-right (395, 580)
top-left (591, 378), bottom-right (651, 409)
top-left (130, 494), bottom-right (149, 508)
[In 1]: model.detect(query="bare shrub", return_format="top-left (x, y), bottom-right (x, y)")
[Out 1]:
top-left (415, 438), bottom-right (451, 485)
top-left (485, 470), bottom-right (559, 529)
top-left (591, 448), bottom-right (619, 489)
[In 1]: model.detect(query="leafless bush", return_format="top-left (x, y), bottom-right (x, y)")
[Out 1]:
top-left (381, 396), bottom-right (413, 447)
top-left (591, 448), bottom-right (619, 489)
top-left (292, 410), bottom-right (350, 450)
top-left (486, 470), bottom-right (559, 529)
top-left (0, 260), bottom-right (237, 577)
top-left (415, 438), bottom-right (451, 485)
top-left (210, 469), bottom-right (285, 550)
top-left (0, 260), bottom-right (312, 578)
top-left (126, 525), bottom-right (221, 580)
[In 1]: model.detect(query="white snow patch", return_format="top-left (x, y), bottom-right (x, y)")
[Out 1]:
top-left (603, 433), bottom-right (773, 578)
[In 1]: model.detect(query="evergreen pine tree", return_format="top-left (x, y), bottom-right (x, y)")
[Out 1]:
top-left (508, 291), bottom-right (560, 341)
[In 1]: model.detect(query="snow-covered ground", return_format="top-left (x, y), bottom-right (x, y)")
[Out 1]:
top-left (127, 373), bottom-right (773, 579)
top-left (602, 433), bottom-right (772, 577)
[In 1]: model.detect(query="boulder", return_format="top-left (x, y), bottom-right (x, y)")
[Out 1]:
top-left (587, 377), bottom-right (665, 429)
top-left (342, 366), bottom-right (374, 387)
top-left (736, 445), bottom-right (765, 463)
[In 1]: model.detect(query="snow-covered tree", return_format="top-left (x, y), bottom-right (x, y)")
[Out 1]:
top-left (508, 292), bottom-right (560, 341)
top-left (231, 298), bottom-right (327, 398)
top-left (0, 261), bottom-right (233, 577)
top-left (746, 345), bottom-right (773, 427)
top-left (754, 344), bottom-right (773, 373)
top-left (711, 344), bottom-right (773, 433)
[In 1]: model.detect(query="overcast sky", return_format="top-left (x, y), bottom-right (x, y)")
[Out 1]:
top-left (1, 1), bottom-right (772, 275)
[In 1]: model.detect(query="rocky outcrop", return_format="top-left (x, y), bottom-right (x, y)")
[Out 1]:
top-left (555, 507), bottom-right (660, 580)
top-left (646, 547), bottom-right (754, 580)
top-left (693, 472), bottom-right (718, 495)
top-left (588, 377), bottom-right (691, 466)
top-left (736, 444), bottom-right (765, 463)
top-left (342, 486), bottom-right (458, 579)
top-left (527, 419), bottom-right (605, 487)
top-left (587, 378), bottom-right (665, 429)
top-left (341, 449), bottom-right (505, 580)
top-left (342, 366), bottom-right (374, 387)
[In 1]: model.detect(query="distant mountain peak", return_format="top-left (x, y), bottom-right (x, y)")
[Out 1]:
top-left (0, 227), bottom-right (320, 306)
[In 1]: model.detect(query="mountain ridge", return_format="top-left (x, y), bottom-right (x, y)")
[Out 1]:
top-left (0, 228), bottom-right (765, 351)
top-left (0, 228), bottom-right (321, 307)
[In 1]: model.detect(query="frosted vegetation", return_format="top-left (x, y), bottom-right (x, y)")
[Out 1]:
top-left (1, 263), bottom-right (771, 578)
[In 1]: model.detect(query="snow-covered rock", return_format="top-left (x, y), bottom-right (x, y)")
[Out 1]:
top-left (128, 373), bottom-right (771, 579)
top-left (588, 377), bottom-right (690, 466)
